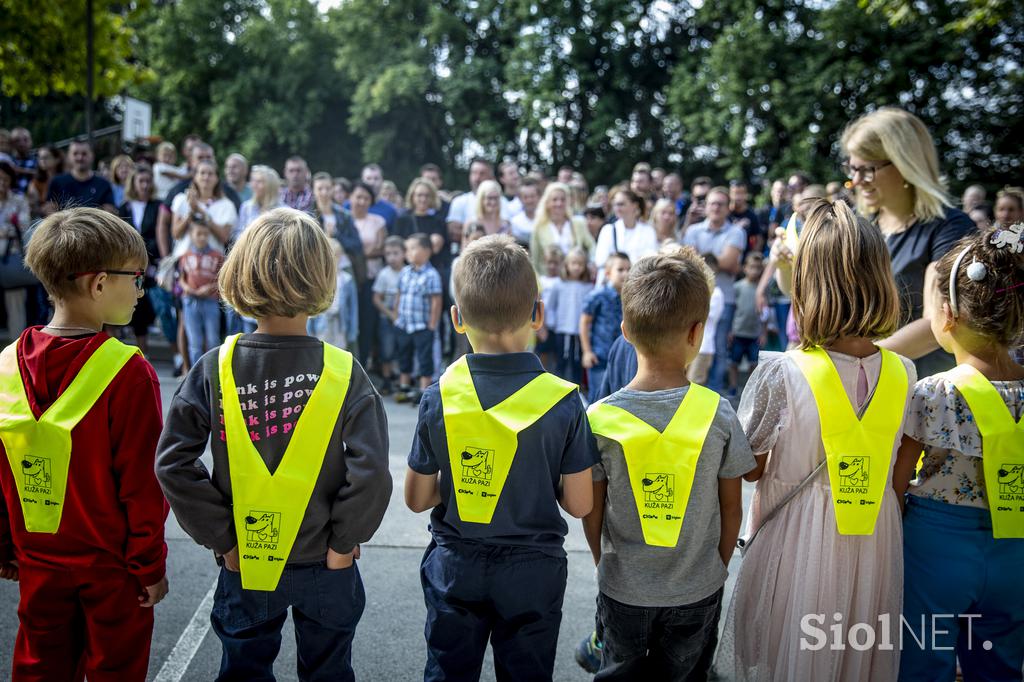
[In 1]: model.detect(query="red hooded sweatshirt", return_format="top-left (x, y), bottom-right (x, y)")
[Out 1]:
top-left (0, 328), bottom-right (167, 587)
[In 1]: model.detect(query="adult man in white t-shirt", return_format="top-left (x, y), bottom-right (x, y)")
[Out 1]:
top-left (445, 158), bottom-right (493, 245)
top-left (498, 160), bottom-right (523, 219)
top-left (510, 177), bottom-right (541, 243)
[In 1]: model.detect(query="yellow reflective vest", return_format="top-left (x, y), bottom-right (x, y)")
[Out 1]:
top-left (220, 334), bottom-right (352, 591)
top-left (789, 347), bottom-right (908, 535)
top-left (946, 364), bottom-right (1024, 539)
top-left (587, 384), bottom-right (719, 547)
top-left (0, 337), bottom-right (139, 534)
top-left (439, 356), bottom-right (576, 525)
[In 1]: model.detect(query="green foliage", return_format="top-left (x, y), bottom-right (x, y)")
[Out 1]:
top-left (0, 0), bottom-right (152, 100)
top-left (5, 0), bottom-right (1021, 193)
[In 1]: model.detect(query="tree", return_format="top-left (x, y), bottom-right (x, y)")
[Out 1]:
top-left (0, 0), bottom-right (150, 100)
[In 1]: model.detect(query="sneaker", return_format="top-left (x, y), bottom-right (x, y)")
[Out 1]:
top-left (379, 378), bottom-right (393, 397)
top-left (406, 388), bottom-right (424, 406)
top-left (574, 631), bottom-right (602, 673)
top-left (394, 384), bottom-right (413, 403)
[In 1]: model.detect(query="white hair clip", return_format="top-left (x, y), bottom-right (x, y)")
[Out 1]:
top-left (991, 223), bottom-right (1024, 254)
top-left (949, 245), bottom-right (973, 318)
top-left (966, 258), bottom-right (987, 281)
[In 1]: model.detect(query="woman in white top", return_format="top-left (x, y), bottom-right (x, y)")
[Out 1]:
top-left (529, 182), bottom-right (595, 275)
top-left (236, 165), bottom-right (282, 238)
top-left (170, 160), bottom-right (237, 254)
top-left (593, 188), bottom-right (659, 281)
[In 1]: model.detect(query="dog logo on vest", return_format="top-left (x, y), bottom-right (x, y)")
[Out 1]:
top-left (244, 511), bottom-right (281, 544)
top-left (838, 456), bottom-right (869, 492)
top-left (998, 464), bottom-right (1024, 496)
top-left (21, 456), bottom-right (51, 493)
top-left (642, 473), bottom-right (674, 503)
top-left (460, 447), bottom-right (494, 482)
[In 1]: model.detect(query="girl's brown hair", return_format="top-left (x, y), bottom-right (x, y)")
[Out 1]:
top-left (792, 199), bottom-right (900, 349)
top-left (934, 226), bottom-right (1024, 346)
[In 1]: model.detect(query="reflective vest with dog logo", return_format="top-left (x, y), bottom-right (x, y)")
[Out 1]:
top-left (0, 337), bottom-right (139, 534)
top-left (587, 383), bottom-right (719, 548)
top-left (220, 334), bottom-right (352, 591)
top-left (789, 347), bottom-right (908, 536)
top-left (439, 356), bottom-right (577, 525)
top-left (946, 363), bottom-right (1024, 539)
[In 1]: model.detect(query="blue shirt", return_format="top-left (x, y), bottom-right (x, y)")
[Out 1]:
top-left (407, 352), bottom-right (597, 556)
top-left (682, 219), bottom-right (748, 304)
top-left (598, 335), bottom-right (639, 399)
top-left (45, 173), bottom-right (115, 210)
top-left (396, 262), bottom-right (442, 333)
top-left (582, 285), bottom-right (623, 366)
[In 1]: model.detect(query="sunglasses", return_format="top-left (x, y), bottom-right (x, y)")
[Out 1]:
top-left (67, 269), bottom-right (145, 291)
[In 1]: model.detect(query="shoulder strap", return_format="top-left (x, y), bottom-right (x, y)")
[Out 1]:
top-left (947, 363), bottom-right (1022, 434)
top-left (45, 338), bottom-right (140, 428)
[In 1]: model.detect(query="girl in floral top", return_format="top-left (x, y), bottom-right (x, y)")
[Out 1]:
top-left (893, 225), bottom-right (1024, 681)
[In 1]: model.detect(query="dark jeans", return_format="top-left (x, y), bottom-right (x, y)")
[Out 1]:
top-left (210, 563), bottom-right (365, 682)
top-left (421, 540), bottom-right (567, 682)
top-left (396, 327), bottom-right (433, 379)
top-left (595, 587), bottom-right (723, 681)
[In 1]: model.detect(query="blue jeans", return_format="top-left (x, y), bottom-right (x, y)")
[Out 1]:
top-left (899, 496), bottom-right (1024, 681)
top-left (182, 296), bottom-right (221, 366)
top-left (148, 287), bottom-right (178, 344)
top-left (211, 562), bottom-right (365, 682)
top-left (420, 540), bottom-right (567, 682)
top-left (773, 301), bottom-right (790, 351)
top-left (223, 307), bottom-right (256, 336)
top-left (595, 588), bottom-right (723, 680)
top-left (709, 302), bottom-right (736, 393)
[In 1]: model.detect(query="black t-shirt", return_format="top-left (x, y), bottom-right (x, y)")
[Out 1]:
top-left (393, 211), bottom-right (451, 272)
top-left (729, 207), bottom-right (762, 252)
top-left (45, 173), bottom-right (115, 209)
top-left (882, 206), bottom-right (974, 377)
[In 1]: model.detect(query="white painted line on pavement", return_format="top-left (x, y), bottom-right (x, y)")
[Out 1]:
top-left (154, 579), bottom-right (217, 682)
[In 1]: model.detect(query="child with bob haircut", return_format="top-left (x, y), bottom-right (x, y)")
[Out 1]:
top-left (404, 234), bottom-right (597, 682)
top-left (582, 245), bottom-right (755, 679)
top-left (156, 207), bottom-right (392, 681)
top-left (893, 225), bottom-right (1024, 681)
top-left (718, 200), bottom-right (916, 682)
top-left (0, 207), bottom-right (167, 681)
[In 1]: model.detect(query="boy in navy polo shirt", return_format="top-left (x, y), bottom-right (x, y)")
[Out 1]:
top-left (581, 252), bottom-right (631, 402)
top-left (405, 234), bottom-right (597, 682)
top-left (394, 232), bottom-right (442, 404)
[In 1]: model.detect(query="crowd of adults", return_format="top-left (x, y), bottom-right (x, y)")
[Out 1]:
top-left (1, 107), bottom-right (1021, 395)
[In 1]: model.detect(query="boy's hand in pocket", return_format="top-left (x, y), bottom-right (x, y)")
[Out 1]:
top-left (327, 545), bottom-right (359, 570)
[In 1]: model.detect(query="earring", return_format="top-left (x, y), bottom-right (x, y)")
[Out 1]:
top-left (903, 182), bottom-right (910, 189)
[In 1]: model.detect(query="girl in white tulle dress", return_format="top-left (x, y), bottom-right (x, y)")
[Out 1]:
top-left (715, 200), bottom-right (916, 682)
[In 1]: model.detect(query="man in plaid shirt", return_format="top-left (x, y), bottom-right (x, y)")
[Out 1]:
top-left (394, 232), bottom-right (443, 403)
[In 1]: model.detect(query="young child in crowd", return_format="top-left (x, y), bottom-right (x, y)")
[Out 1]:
top-left (718, 199), bottom-right (915, 681)
top-left (547, 246), bottom-right (595, 384)
top-left (0, 207), bottom-right (167, 680)
top-left (394, 233), bottom-right (443, 404)
top-left (727, 252), bottom-right (765, 396)
top-left (156, 207), bottom-right (392, 681)
top-left (372, 235), bottom-right (406, 394)
top-left (581, 252), bottom-right (631, 401)
top-left (584, 206), bottom-right (607, 242)
top-left (689, 253), bottom-right (724, 386)
top-left (892, 226), bottom-right (1024, 680)
top-left (308, 238), bottom-right (359, 351)
top-left (404, 234), bottom-right (596, 681)
top-left (449, 223), bottom-right (487, 359)
top-left (179, 220), bottom-right (225, 366)
top-left (152, 141), bottom-right (189, 201)
top-left (535, 244), bottom-right (564, 370)
top-left (583, 245), bottom-right (755, 679)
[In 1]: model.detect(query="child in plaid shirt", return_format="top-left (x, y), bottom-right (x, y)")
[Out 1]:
top-left (394, 232), bottom-right (443, 404)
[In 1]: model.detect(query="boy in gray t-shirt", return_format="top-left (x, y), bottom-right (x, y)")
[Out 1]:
top-left (578, 246), bottom-right (755, 679)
